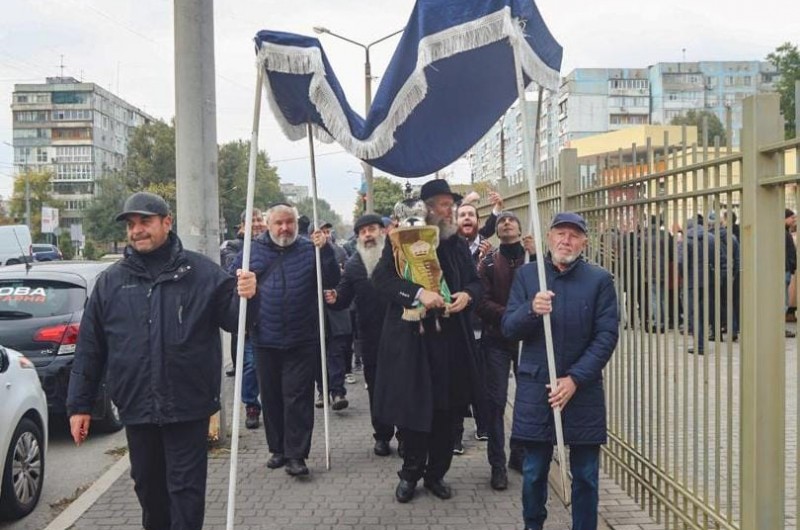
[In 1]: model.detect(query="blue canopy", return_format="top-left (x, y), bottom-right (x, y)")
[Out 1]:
top-left (254, 0), bottom-right (562, 178)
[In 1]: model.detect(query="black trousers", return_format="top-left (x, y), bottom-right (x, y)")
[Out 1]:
top-left (398, 409), bottom-right (455, 482)
top-left (125, 418), bottom-right (210, 530)
top-left (483, 341), bottom-right (515, 469)
top-left (254, 344), bottom-right (317, 459)
top-left (364, 362), bottom-right (395, 442)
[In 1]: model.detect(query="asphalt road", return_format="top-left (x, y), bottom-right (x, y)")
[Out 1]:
top-left (0, 417), bottom-right (127, 530)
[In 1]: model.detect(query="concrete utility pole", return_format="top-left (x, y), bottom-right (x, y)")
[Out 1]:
top-left (174, 0), bottom-right (225, 441)
top-left (174, 0), bottom-right (220, 260)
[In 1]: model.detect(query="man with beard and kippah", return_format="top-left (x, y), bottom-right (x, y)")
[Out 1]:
top-left (372, 179), bottom-right (485, 503)
top-left (324, 213), bottom-right (396, 456)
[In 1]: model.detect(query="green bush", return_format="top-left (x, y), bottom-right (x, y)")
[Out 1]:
top-left (60, 238), bottom-right (75, 260)
top-left (83, 240), bottom-right (99, 260)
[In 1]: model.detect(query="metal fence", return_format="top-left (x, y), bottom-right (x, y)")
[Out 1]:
top-left (480, 94), bottom-right (799, 529)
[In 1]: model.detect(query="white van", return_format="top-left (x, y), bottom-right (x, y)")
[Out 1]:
top-left (0, 225), bottom-right (33, 266)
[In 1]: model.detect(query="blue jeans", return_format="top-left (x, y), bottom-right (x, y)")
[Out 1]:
top-left (241, 339), bottom-right (260, 409)
top-left (522, 443), bottom-right (599, 530)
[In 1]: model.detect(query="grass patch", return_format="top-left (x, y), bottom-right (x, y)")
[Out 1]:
top-left (50, 484), bottom-right (89, 515)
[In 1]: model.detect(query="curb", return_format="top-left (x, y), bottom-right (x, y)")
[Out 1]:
top-left (42, 453), bottom-right (131, 530)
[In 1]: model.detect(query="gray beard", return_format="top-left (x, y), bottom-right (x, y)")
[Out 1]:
top-left (357, 235), bottom-right (385, 278)
top-left (269, 232), bottom-right (298, 247)
top-left (427, 212), bottom-right (457, 241)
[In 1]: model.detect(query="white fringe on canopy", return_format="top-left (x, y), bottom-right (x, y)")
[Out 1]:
top-left (256, 5), bottom-right (560, 161)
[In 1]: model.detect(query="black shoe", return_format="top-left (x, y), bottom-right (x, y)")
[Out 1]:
top-left (374, 439), bottom-right (391, 456)
top-left (474, 431), bottom-right (489, 441)
top-left (266, 453), bottom-right (285, 469)
top-left (490, 467), bottom-right (508, 491)
top-left (285, 458), bottom-right (309, 476)
top-left (397, 440), bottom-right (405, 458)
top-left (786, 329), bottom-right (797, 338)
top-left (687, 347), bottom-right (704, 355)
top-left (331, 394), bottom-right (349, 411)
top-left (423, 478), bottom-right (452, 499)
top-left (245, 406), bottom-right (260, 429)
top-left (226, 368), bottom-right (235, 377)
top-left (395, 479), bottom-right (416, 503)
top-left (452, 440), bottom-right (464, 455)
top-left (315, 393), bottom-right (324, 409)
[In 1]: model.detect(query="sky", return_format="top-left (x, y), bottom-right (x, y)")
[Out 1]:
top-left (0, 0), bottom-right (797, 222)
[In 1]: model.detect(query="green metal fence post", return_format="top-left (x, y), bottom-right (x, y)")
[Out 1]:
top-left (739, 93), bottom-right (785, 530)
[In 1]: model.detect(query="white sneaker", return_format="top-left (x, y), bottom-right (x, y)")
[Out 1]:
top-left (345, 373), bottom-right (357, 384)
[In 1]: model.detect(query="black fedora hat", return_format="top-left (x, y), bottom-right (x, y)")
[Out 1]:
top-left (419, 179), bottom-right (463, 203)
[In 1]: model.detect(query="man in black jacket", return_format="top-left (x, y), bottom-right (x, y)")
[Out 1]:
top-left (67, 192), bottom-right (256, 530)
top-left (324, 213), bottom-right (394, 455)
top-left (475, 212), bottom-right (533, 490)
top-left (373, 180), bottom-right (484, 503)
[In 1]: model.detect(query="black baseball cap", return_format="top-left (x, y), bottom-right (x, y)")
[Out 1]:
top-left (116, 192), bottom-right (170, 222)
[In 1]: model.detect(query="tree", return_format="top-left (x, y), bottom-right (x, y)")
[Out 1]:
top-left (9, 170), bottom-right (63, 241)
top-left (767, 42), bottom-right (800, 139)
top-left (294, 196), bottom-right (344, 236)
top-left (83, 173), bottom-right (128, 247)
top-left (670, 109), bottom-right (727, 146)
top-left (125, 120), bottom-right (176, 190)
top-left (218, 140), bottom-right (284, 239)
top-left (351, 175), bottom-right (404, 220)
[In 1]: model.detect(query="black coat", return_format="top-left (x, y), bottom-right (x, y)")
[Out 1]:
top-left (372, 233), bottom-right (484, 433)
top-left (67, 233), bottom-right (244, 425)
top-left (327, 250), bottom-right (387, 365)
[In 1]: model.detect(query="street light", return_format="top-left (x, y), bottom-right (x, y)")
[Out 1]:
top-left (313, 25), bottom-right (404, 214)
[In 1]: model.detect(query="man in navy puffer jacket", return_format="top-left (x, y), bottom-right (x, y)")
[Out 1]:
top-left (234, 202), bottom-right (340, 477)
top-left (502, 212), bottom-right (618, 530)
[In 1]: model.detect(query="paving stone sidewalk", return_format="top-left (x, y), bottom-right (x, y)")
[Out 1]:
top-left (70, 373), bottom-right (579, 530)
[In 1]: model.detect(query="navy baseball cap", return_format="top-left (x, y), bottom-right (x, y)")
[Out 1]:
top-left (550, 212), bottom-right (587, 234)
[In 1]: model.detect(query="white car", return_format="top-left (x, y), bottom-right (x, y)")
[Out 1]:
top-left (0, 346), bottom-right (47, 521)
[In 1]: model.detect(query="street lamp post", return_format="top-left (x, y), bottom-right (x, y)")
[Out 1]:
top-left (313, 26), bottom-right (403, 214)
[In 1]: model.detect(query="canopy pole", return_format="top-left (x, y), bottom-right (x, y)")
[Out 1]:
top-left (307, 123), bottom-right (332, 470)
top-left (226, 63), bottom-right (265, 530)
top-left (512, 42), bottom-right (571, 505)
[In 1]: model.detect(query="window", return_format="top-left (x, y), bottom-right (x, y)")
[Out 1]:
top-left (13, 129), bottom-right (37, 139)
top-left (36, 148), bottom-right (48, 164)
top-left (14, 95), bottom-right (28, 103)
top-left (52, 91), bottom-right (89, 104)
top-left (14, 147), bottom-right (31, 164)
top-left (52, 128), bottom-right (92, 140)
top-left (55, 164), bottom-right (93, 181)
top-left (55, 146), bottom-right (92, 163)
top-left (52, 182), bottom-right (94, 194)
top-left (14, 111), bottom-right (49, 122)
top-left (0, 280), bottom-right (86, 319)
top-left (35, 94), bottom-right (49, 103)
top-left (52, 109), bottom-right (92, 121)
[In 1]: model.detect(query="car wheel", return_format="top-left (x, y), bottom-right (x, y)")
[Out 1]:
top-left (5, 259), bottom-right (19, 266)
top-left (0, 418), bottom-right (45, 521)
top-left (94, 394), bottom-right (123, 433)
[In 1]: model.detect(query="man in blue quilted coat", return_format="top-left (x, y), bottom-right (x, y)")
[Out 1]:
top-left (233, 202), bottom-right (340, 477)
top-left (502, 212), bottom-right (619, 530)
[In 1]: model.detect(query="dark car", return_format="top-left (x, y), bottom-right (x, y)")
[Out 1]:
top-left (31, 244), bottom-right (63, 262)
top-left (0, 261), bottom-right (121, 432)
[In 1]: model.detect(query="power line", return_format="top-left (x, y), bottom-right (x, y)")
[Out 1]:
top-left (270, 150), bottom-right (349, 164)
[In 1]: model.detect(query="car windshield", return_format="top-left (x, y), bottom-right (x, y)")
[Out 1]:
top-left (0, 280), bottom-right (85, 318)
top-left (32, 245), bottom-right (53, 252)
